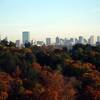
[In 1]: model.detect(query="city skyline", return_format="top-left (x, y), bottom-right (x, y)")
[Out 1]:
top-left (0, 32), bottom-right (100, 43)
top-left (0, 31), bottom-right (100, 47)
top-left (16, 34), bottom-right (100, 47)
top-left (0, 0), bottom-right (100, 41)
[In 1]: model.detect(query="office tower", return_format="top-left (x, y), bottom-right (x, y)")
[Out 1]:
top-left (22, 31), bottom-right (30, 45)
top-left (46, 38), bottom-right (51, 46)
top-left (84, 38), bottom-right (88, 44)
top-left (96, 36), bottom-right (100, 45)
top-left (97, 36), bottom-right (100, 42)
top-left (75, 38), bottom-right (78, 44)
top-left (16, 40), bottom-right (20, 48)
top-left (70, 38), bottom-right (75, 45)
top-left (63, 38), bottom-right (67, 46)
top-left (56, 37), bottom-right (60, 45)
top-left (88, 36), bottom-right (95, 45)
top-left (59, 38), bottom-right (64, 45)
top-left (78, 36), bottom-right (84, 44)
top-left (70, 38), bottom-right (74, 42)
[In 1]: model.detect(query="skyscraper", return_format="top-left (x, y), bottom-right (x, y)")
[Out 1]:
top-left (97, 36), bottom-right (100, 42)
top-left (16, 40), bottom-right (20, 48)
top-left (46, 38), bottom-right (51, 46)
top-left (22, 31), bottom-right (30, 45)
top-left (56, 37), bottom-right (60, 45)
top-left (96, 36), bottom-right (100, 45)
top-left (78, 36), bottom-right (84, 44)
top-left (88, 36), bottom-right (95, 45)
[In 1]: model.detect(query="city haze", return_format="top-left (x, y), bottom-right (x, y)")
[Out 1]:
top-left (0, 0), bottom-right (99, 41)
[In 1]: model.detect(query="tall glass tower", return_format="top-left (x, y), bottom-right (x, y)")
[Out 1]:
top-left (22, 31), bottom-right (30, 44)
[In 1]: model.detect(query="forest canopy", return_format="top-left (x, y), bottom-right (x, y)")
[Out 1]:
top-left (0, 40), bottom-right (100, 100)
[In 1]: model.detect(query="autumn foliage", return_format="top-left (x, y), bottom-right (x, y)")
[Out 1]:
top-left (0, 42), bottom-right (99, 100)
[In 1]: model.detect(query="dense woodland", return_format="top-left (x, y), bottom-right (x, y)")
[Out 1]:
top-left (0, 39), bottom-right (100, 100)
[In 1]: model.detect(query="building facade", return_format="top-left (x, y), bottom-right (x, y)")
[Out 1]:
top-left (16, 40), bottom-right (20, 48)
top-left (46, 38), bottom-right (51, 45)
top-left (88, 36), bottom-right (95, 45)
top-left (22, 31), bottom-right (30, 45)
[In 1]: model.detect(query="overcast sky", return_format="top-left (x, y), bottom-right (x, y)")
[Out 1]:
top-left (0, 0), bottom-right (99, 42)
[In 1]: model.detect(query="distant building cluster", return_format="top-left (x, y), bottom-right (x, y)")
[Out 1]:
top-left (0, 32), bottom-right (100, 48)
top-left (45, 35), bottom-right (100, 47)
top-left (11, 32), bottom-right (100, 48)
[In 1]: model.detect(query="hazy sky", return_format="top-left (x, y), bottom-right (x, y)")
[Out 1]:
top-left (0, 0), bottom-right (100, 41)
